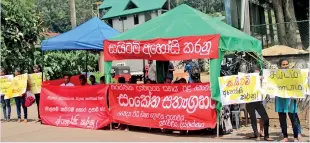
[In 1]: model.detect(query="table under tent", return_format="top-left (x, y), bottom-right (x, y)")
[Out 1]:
top-left (103, 4), bottom-right (263, 135)
top-left (41, 17), bottom-right (120, 78)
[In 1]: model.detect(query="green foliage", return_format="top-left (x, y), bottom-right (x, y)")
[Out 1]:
top-left (36, 0), bottom-right (98, 33)
top-left (43, 51), bottom-right (99, 80)
top-left (1, 0), bottom-right (43, 74)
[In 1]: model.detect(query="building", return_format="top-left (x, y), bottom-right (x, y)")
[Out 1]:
top-left (99, 0), bottom-right (168, 75)
top-left (99, 0), bottom-right (168, 32)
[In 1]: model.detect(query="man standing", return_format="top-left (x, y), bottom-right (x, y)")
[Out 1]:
top-left (79, 75), bottom-right (88, 86)
top-left (60, 74), bottom-right (74, 86)
top-left (0, 68), bottom-right (11, 122)
top-left (184, 60), bottom-right (200, 83)
top-left (89, 75), bottom-right (98, 85)
top-left (147, 60), bottom-right (156, 83)
top-left (246, 65), bottom-right (273, 141)
top-left (167, 61), bottom-right (175, 81)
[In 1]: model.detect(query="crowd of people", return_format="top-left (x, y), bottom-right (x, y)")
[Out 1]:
top-left (1, 58), bottom-right (307, 142)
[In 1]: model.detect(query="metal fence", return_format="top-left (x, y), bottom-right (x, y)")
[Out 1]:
top-left (250, 20), bottom-right (309, 49)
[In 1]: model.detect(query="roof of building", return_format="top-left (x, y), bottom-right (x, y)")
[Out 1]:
top-left (262, 45), bottom-right (309, 56)
top-left (99, 0), bottom-right (167, 19)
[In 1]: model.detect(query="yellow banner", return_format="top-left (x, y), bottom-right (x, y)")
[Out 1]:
top-left (219, 73), bottom-right (262, 105)
top-left (263, 69), bottom-right (308, 98)
top-left (28, 73), bottom-right (43, 94)
top-left (5, 74), bottom-right (28, 99)
top-left (0, 75), bottom-right (14, 95)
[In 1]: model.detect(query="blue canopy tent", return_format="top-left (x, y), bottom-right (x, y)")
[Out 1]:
top-left (41, 17), bottom-right (120, 76)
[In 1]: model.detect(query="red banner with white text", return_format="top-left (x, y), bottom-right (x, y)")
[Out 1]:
top-left (40, 84), bottom-right (110, 129)
top-left (109, 83), bottom-right (217, 130)
top-left (104, 34), bottom-right (220, 61)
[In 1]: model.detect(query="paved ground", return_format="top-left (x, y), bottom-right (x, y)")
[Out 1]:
top-left (1, 106), bottom-right (309, 142)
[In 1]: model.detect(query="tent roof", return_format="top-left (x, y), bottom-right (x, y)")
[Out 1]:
top-left (41, 17), bottom-right (120, 51)
top-left (99, 0), bottom-right (166, 19)
top-left (110, 4), bottom-right (262, 54)
top-left (263, 45), bottom-right (309, 56)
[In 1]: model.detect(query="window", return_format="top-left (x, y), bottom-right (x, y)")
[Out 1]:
top-left (106, 19), bottom-right (113, 27)
top-left (144, 12), bottom-right (151, 22)
top-left (125, 1), bottom-right (138, 10)
top-left (119, 16), bottom-right (127, 21)
top-left (134, 14), bottom-right (139, 25)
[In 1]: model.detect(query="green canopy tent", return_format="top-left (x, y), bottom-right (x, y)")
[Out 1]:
top-left (104, 4), bottom-right (262, 127)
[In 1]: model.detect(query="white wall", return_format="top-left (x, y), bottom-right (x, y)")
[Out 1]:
top-left (138, 13), bottom-right (145, 24)
top-left (151, 11), bottom-right (157, 19)
top-left (112, 18), bottom-right (123, 32)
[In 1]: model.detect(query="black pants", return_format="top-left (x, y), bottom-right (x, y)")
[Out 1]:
top-left (14, 96), bottom-right (27, 119)
top-left (278, 112), bottom-right (298, 138)
top-left (35, 93), bottom-right (40, 119)
top-left (246, 101), bottom-right (270, 138)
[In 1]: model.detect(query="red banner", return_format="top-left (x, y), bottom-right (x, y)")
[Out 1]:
top-left (104, 34), bottom-right (220, 61)
top-left (40, 84), bottom-right (110, 129)
top-left (109, 83), bottom-right (217, 130)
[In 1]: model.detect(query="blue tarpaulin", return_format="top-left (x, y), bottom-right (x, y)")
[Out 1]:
top-left (41, 17), bottom-right (119, 51)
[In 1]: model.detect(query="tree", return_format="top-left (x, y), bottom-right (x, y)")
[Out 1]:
top-left (282, 0), bottom-right (298, 48)
top-left (36, 0), bottom-right (98, 33)
top-left (1, 0), bottom-right (43, 74)
top-left (293, 0), bottom-right (309, 49)
top-left (272, 0), bottom-right (286, 45)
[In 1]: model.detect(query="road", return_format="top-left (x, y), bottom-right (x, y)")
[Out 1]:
top-left (1, 105), bottom-right (309, 142)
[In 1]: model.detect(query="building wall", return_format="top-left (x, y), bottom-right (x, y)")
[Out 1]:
top-left (111, 10), bottom-right (162, 32)
top-left (102, 10), bottom-right (163, 74)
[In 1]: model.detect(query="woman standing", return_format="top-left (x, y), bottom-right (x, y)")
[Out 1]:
top-left (276, 59), bottom-right (299, 142)
top-left (14, 68), bottom-right (28, 123)
top-left (1, 68), bottom-right (11, 122)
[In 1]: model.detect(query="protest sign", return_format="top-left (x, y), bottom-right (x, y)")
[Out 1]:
top-left (263, 69), bottom-right (308, 98)
top-left (28, 73), bottom-right (43, 94)
top-left (219, 73), bottom-right (262, 105)
top-left (0, 75), bottom-right (13, 95)
top-left (40, 84), bottom-right (110, 129)
top-left (109, 83), bottom-right (216, 130)
top-left (5, 74), bottom-right (28, 99)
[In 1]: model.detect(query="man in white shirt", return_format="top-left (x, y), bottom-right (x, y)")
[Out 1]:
top-left (60, 74), bottom-right (74, 86)
top-left (147, 60), bottom-right (156, 83)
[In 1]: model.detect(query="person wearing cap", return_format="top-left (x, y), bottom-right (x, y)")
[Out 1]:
top-left (0, 68), bottom-right (11, 122)
top-left (14, 68), bottom-right (28, 123)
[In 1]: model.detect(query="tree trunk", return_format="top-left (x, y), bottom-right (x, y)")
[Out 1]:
top-left (267, 8), bottom-right (275, 45)
top-left (282, 0), bottom-right (298, 48)
top-left (272, 0), bottom-right (286, 45)
top-left (69, 0), bottom-right (76, 29)
top-left (293, 0), bottom-right (309, 49)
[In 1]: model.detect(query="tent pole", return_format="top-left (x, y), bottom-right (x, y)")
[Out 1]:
top-left (217, 116), bottom-right (220, 138)
top-left (41, 51), bottom-right (44, 82)
top-left (143, 60), bottom-right (145, 83)
top-left (85, 50), bottom-right (89, 76)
